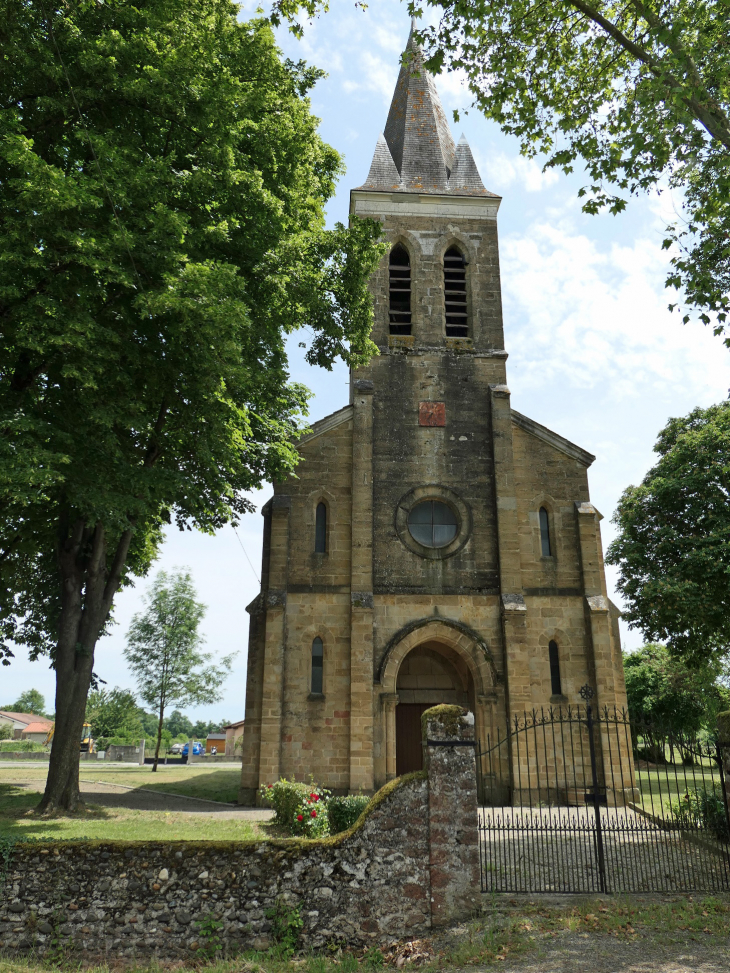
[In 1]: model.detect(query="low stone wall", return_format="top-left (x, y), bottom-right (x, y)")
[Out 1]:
top-left (0, 751), bottom-right (50, 761)
top-left (0, 706), bottom-right (480, 962)
top-left (105, 743), bottom-right (144, 764)
top-left (0, 751), bottom-right (104, 762)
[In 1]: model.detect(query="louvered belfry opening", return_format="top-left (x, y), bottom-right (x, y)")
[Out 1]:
top-left (389, 244), bottom-right (412, 335)
top-left (444, 246), bottom-right (468, 337)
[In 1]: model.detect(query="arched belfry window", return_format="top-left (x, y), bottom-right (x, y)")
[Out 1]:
top-left (443, 246), bottom-right (468, 337)
top-left (315, 502), bottom-right (327, 553)
top-left (389, 244), bottom-right (411, 335)
top-left (311, 637), bottom-right (324, 695)
top-left (549, 640), bottom-right (562, 697)
top-left (539, 507), bottom-right (552, 557)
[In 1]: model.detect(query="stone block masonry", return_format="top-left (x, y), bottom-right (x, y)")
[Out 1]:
top-left (0, 707), bottom-right (480, 962)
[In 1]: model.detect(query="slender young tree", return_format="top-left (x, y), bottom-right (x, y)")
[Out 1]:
top-left (124, 570), bottom-right (233, 771)
top-left (0, 0), bottom-right (384, 811)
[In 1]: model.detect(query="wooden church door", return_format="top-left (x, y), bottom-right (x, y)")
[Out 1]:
top-left (395, 703), bottom-right (432, 775)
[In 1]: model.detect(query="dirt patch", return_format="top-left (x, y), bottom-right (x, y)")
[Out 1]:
top-left (12, 779), bottom-right (273, 817)
top-left (494, 930), bottom-right (729, 972)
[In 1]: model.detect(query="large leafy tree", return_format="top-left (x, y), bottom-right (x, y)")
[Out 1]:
top-left (273, 0), bottom-right (730, 332)
top-left (0, 0), bottom-right (384, 812)
top-left (85, 687), bottom-right (143, 745)
top-left (407, 0), bottom-right (730, 331)
top-left (1, 689), bottom-right (47, 716)
top-left (607, 401), bottom-right (730, 666)
top-left (124, 570), bottom-right (232, 771)
top-left (624, 644), bottom-right (725, 734)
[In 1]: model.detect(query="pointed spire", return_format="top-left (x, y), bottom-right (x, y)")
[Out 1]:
top-left (448, 135), bottom-right (487, 195)
top-left (357, 23), bottom-right (498, 197)
top-left (382, 24), bottom-right (455, 193)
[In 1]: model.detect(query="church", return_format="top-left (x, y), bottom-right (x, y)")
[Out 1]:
top-left (239, 26), bottom-right (630, 803)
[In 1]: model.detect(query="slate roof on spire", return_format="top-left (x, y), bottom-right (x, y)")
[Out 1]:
top-left (358, 24), bottom-right (498, 198)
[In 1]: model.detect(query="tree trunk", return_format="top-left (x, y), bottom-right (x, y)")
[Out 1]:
top-left (152, 700), bottom-right (165, 773)
top-left (37, 517), bottom-right (133, 814)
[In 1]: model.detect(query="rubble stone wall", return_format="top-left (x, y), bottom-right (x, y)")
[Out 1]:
top-left (0, 707), bottom-right (480, 963)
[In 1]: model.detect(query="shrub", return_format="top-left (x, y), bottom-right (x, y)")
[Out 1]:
top-left (669, 786), bottom-right (730, 843)
top-left (327, 795), bottom-right (370, 834)
top-left (259, 776), bottom-right (330, 837)
top-left (0, 740), bottom-right (46, 752)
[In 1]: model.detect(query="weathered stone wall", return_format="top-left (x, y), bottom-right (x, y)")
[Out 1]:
top-left (0, 707), bottom-right (480, 963)
top-left (0, 775), bottom-right (429, 962)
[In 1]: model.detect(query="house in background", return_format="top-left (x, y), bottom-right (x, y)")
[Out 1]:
top-left (21, 721), bottom-right (54, 744)
top-left (223, 720), bottom-right (245, 756)
top-left (0, 711), bottom-right (52, 741)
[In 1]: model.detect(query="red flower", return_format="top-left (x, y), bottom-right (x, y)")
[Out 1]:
top-left (268, 784), bottom-right (273, 789)
top-left (311, 810), bottom-right (317, 818)
top-left (297, 814), bottom-right (304, 821)
top-left (310, 793), bottom-right (316, 799)
top-left (313, 794), bottom-right (319, 802)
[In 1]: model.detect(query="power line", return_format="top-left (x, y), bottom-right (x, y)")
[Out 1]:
top-left (232, 525), bottom-right (260, 584)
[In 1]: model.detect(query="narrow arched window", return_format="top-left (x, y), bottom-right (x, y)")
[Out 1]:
top-left (311, 637), bottom-right (324, 695)
top-left (549, 640), bottom-right (562, 697)
top-left (444, 246), bottom-right (468, 337)
top-left (539, 507), bottom-right (551, 557)
top-left (389, 244), bottom-right (411, 335)
top-left (315, 502), bottom-right (327, 553)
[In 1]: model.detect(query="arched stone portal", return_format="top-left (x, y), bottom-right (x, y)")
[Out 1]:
top-left (379, 620), bottom-right (499, 782)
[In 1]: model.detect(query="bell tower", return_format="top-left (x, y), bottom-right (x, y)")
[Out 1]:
top-left (239, 22), bottom-right (629, 804)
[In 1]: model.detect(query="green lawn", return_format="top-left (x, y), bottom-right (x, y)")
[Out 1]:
top-left (633, 761), bottom-right (724, 817)
top-left (0, 784), bottom-right (267, 842)
top-left (0, 764), bottom-right (268, 842)
top-left (0, 763), bottom-right (242, 803)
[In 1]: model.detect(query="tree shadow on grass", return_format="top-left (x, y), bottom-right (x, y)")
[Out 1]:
top-left (0, 783), bottom-right (110, 839)
top-left (134, 769), bottom-right (241, 804)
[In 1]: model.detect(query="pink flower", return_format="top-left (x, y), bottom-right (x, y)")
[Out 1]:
top-left (297, 814), bottom-right (304, 821)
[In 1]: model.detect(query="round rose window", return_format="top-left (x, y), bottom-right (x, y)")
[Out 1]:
top-left (407, 500), bottom-right (458, 549)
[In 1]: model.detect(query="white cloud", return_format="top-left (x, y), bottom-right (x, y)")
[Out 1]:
top-left (475, 149), bottom-right (560, 194)
top-left (501, 219), bottom-right (730, 401)
top-left (343, 51), bottom-right (397, 102)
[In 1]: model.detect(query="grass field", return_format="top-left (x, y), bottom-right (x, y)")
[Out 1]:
top-left (0, 765), bottom-right (268, 842)
top-left (633, 761), bottom-right (725, 817)
top-left (0, 763), bottom-right (242, 803)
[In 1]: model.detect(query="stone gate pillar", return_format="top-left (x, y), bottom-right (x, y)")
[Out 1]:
top-left (423, 705), bottom-right (481, 926)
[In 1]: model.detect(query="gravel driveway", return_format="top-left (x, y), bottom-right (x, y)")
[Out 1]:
top-left (493, 930), bottom-right (730, 972)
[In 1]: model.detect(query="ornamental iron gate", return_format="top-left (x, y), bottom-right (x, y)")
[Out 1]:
top-left (477, 696), bottom-right (730, 894)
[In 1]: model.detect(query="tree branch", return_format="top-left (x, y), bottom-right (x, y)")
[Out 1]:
top-left (101, 526), bottom-right (134, 619)
top-left (565, 0), bottom-right (730, 150)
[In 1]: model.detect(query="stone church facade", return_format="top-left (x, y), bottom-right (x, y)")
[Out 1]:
top-left (239, 27), bottom-right (629, 803)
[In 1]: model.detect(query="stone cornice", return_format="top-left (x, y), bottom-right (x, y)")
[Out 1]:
top-left (350, 189), bottom-right (500, 221)
top-left (297, 404), bottom-right (354, 448)
top-left (511, 410), bottom-right (595, 467)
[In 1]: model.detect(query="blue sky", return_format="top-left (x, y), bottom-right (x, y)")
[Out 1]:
top-left (6, 0), bottom-right (729, 722)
